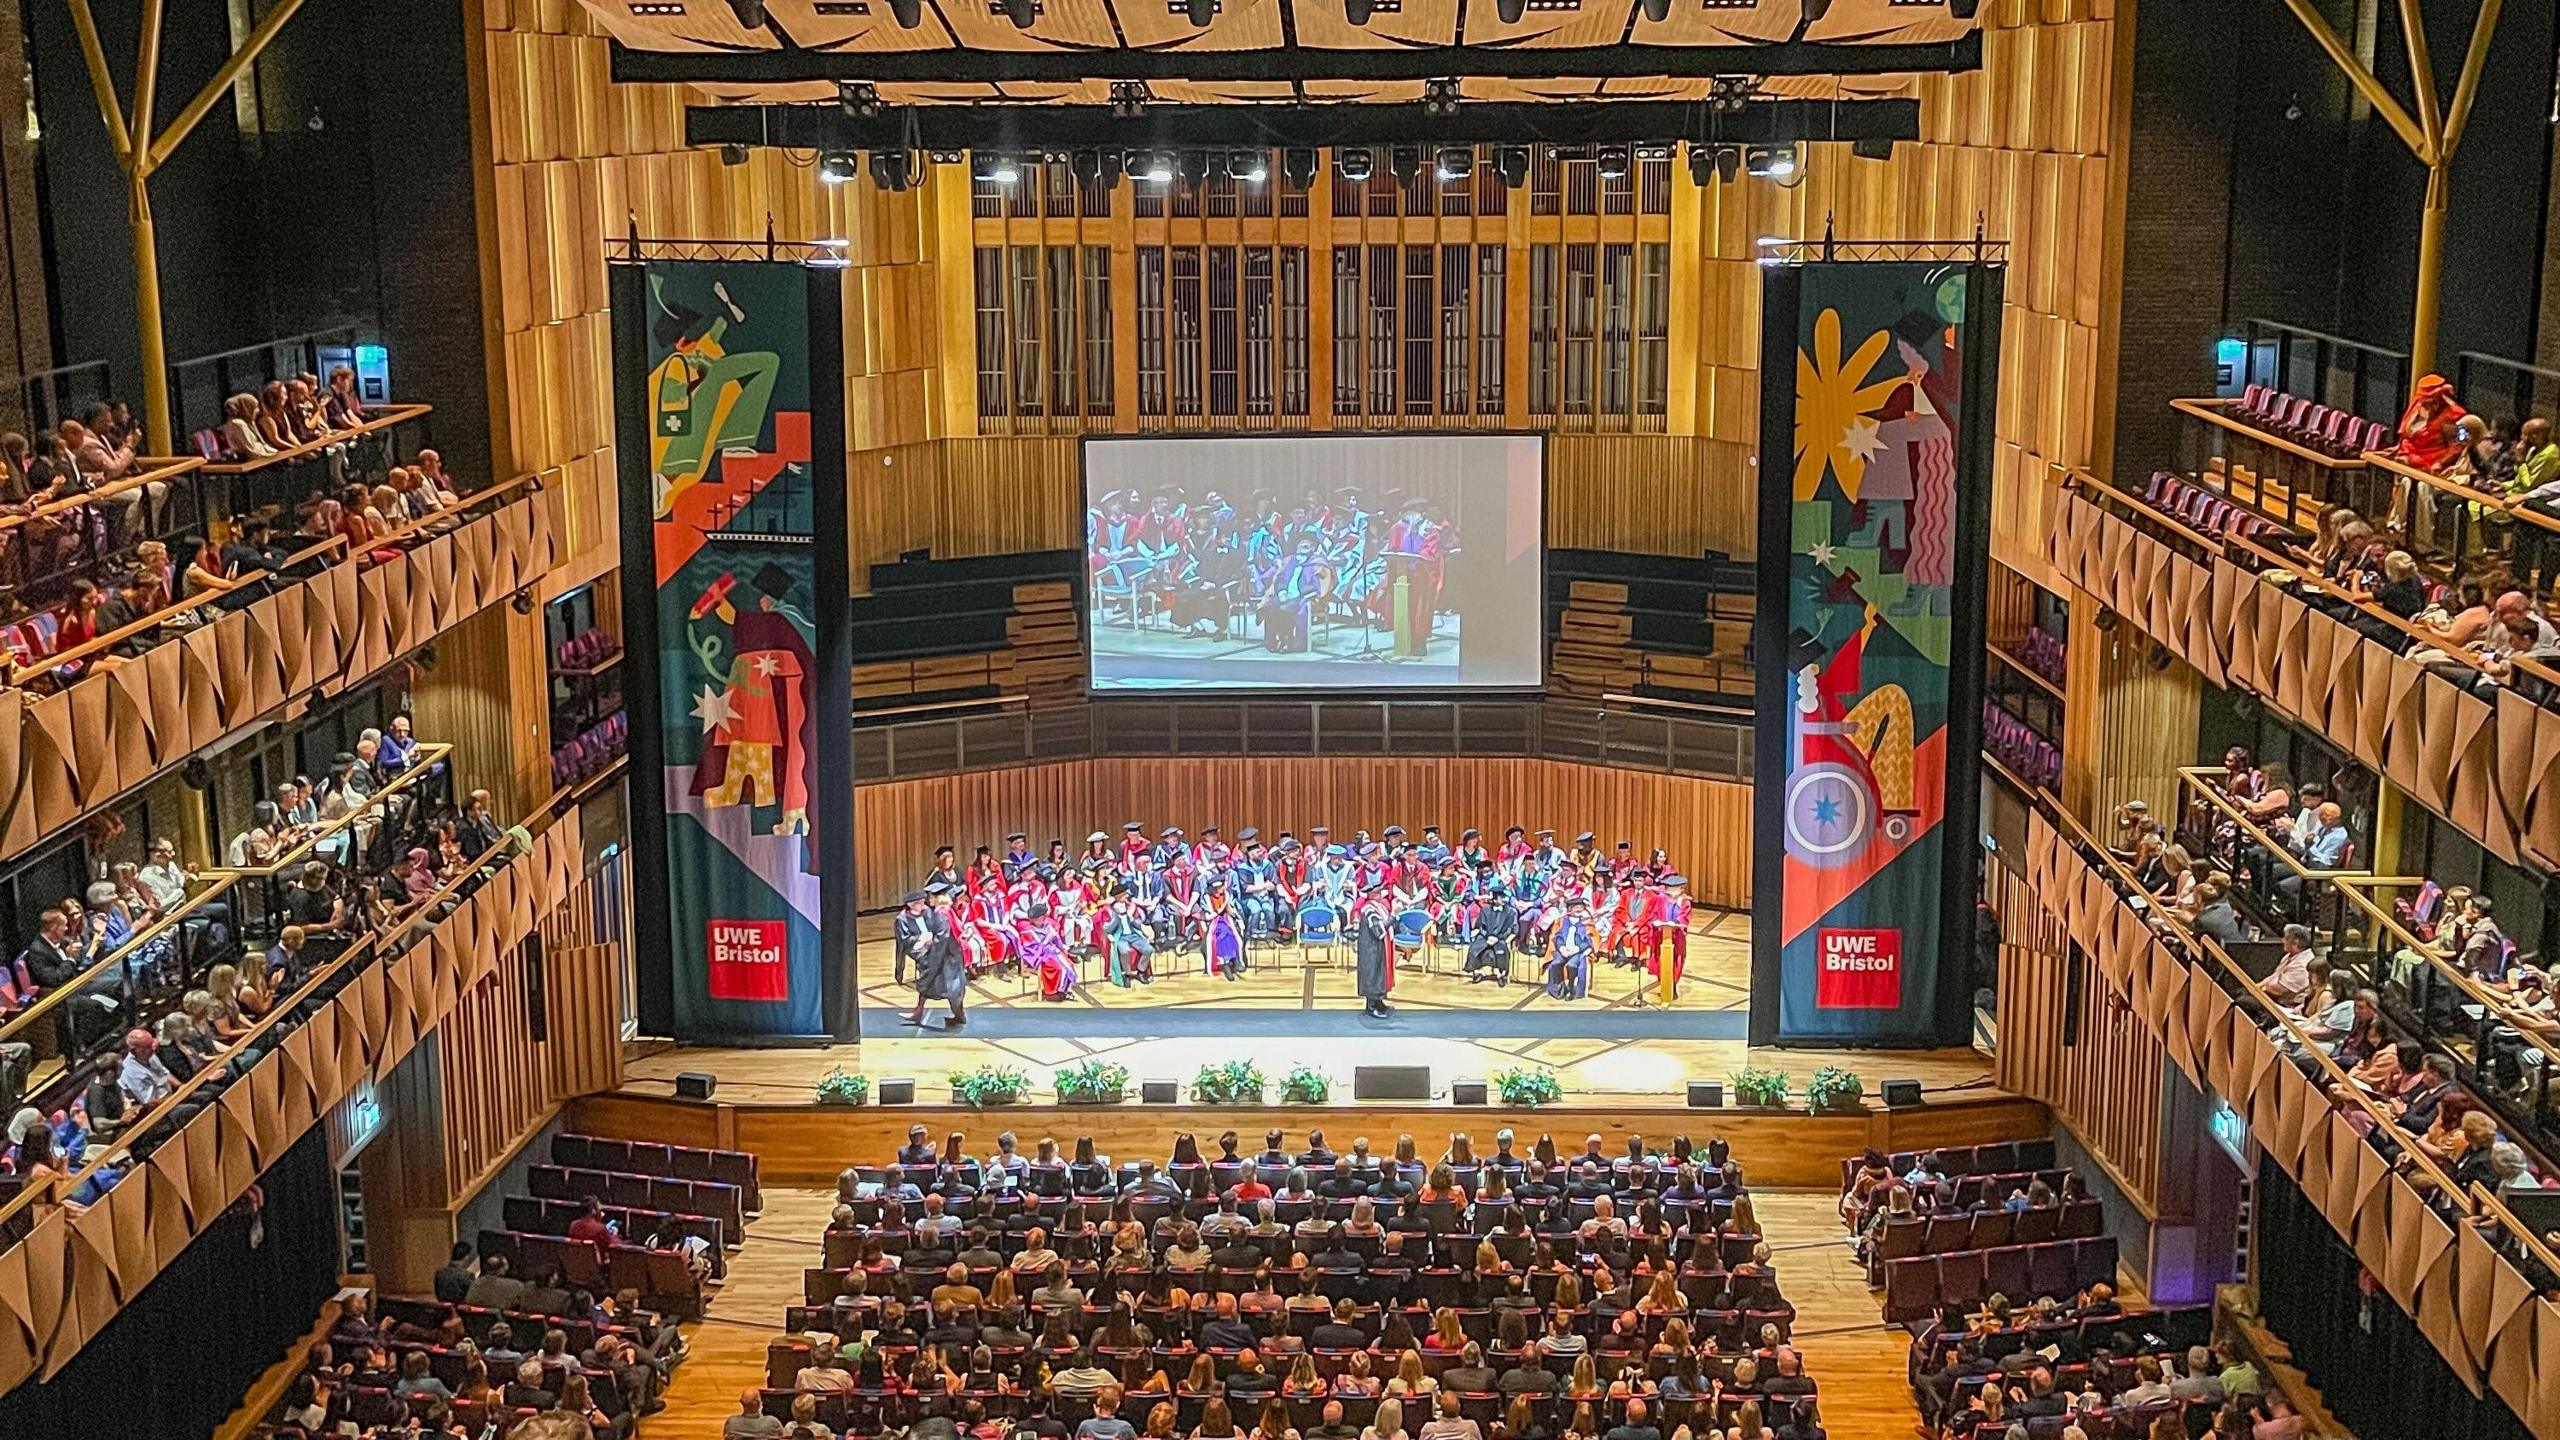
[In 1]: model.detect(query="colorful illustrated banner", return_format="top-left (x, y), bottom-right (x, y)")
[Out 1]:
top-left (1751, 257), bottom-right (2003, 1047)
top-left (612, 258), bottom-right (854, 1041)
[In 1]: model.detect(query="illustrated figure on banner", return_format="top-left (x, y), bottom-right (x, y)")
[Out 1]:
top-left (686, 562), bottom-right (818, 860)
top-left (647, 271), bottom-right (782, 517)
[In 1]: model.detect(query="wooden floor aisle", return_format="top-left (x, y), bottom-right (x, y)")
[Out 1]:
top-left (647, 1187), bottom-right (1924, 1438)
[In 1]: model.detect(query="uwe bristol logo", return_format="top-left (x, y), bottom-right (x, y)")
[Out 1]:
top-left (1814, 927), bottom-right (1902, 1009)
top-left (707, 918), bottom-right (790, 1001)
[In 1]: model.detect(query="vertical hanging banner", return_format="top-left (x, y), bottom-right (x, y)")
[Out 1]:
top-left (611, 253), bottom-right (856, 1042)
top-left (1751, 252), bottom-right (2004, 1047)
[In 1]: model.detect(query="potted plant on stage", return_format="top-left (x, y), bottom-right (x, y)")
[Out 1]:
top-left (950, 1063), bottom-right (1031, 1109)
top-left (1492, 1066), bottom-right (1563, 1108)
top-left (1192, 1059), bottom-right (1267, 1104)
top-left (814, 1067), bottom-right (870, 1107)
top-left (1805, 1066), bottom-right (1866, 1115)
top-left (1282, 1063), bottom-right (1331, 1104)
top-left (1728, 1064), bottom-right (1791, 1110)
top-left (1054, 1059), bottom-right (1131, 1106)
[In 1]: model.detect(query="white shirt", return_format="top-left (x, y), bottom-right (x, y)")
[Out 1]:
top-left (120, 1051), bottom-right (175, 1106)
top-left (137, 861), bottom-right (190, 910)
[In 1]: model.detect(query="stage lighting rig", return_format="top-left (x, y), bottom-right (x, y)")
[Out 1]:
top-left (1335, 147), bottom-right (1375, 182)
top-left (1709, 76), bottom-right (1753, 115)
top-left (818, 149), bottom-right (860, 184)
top-left (888, 0), bottom-right (923, 28)
top-left (1186, 0), bottom-right (1216, 24)
top-left (1687, 142), bottom-right (1741, 186)
top-left (1492, 145), bottom-right (1530, 189)
top-left (1595, 144), bottom-right (1629, 180)
top-left (1638, 0), bottom-right (1668, 20)
top-left (719, 143), bottom-right (749, 167)
top-left (869, 149), bottom-right (914, 190)
top-left (1228, 149), bottom-right (1268, 183)
top-left (838, 82), bottom-right (882, 118)
top-left (971, 150), bottom-right (1019, 185)
top-left (1497, 0), bottom-right (1525, 21)
top-left (725, 0), bottom-right (767, 25)
top-left (1435, 146), bottom-right (1473, 182)
top-left (1178, 149), bottom-right (1215, 183)
top-left (1422, 78), bottom-right (1462, 117)
top-left (1744, 143), bottom-right (1799, 183)
top-left (1346, 0), bottom-right (1375, 25)
top-left (1003, 0), bottom-right (1037, 27)
top-left (1134, 150), bottom-right (1175, 184)
top-left (1388, 145), bottom-right (1423, 185)
top-left (1282, 148), bottom-right (1320, 188)
top-left (1109, 82), bottom-right (1151, 119)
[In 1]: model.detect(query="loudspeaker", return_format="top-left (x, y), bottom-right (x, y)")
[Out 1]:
top-left (1686, 1081), bottom-right (1723, 1108)
top-left (675, 1071), bottom-right (716, 1101)
top-left (1141, 1079), bottom-right (1179, 1103)
top-left (1354, 1065), bottom-right (1433, 1101)
top-left (1451, 1078), bottom-right (1489, 1106)
top-left (1882, 1080), bottom-right (1924, 1109)
top-left (878, 1077), bottom-right (917, 1105)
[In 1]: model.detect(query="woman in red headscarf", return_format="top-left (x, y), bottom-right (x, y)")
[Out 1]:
top-left (2397, 374), bottom-right (2470, 472)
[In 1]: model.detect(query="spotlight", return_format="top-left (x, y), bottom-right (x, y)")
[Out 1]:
top-left (1497, 0), bottom-right (1525, 19)
top-left (1715, 144), bottom-right (1741, 183)
top-left (1422, 77), bottom-right (1462, 117)
top-left (1186, 0), bottom-right (1215, 24)
top-left (818, 149), bottom-right (861, 184)
top-left (1109, 81), bottom-right (1151, 118)
top-left (1335, 147), bottom-right (1373, 182)
top-left (1281, 147), bottom-right (1319, 188)
top-left (1003, 0), bottom-right (1036, 27)
top-left (1638, 0), bottom-right (1667, 19)
top-left (1435, 146), bottom-right (1473, 182)
top-left (719, 143), bottom-right (749, 167)
top-left (868, 149), bottom-right (913, 190)
top-left (1851, 136), bottom-right (1895, 162)
top-left (725, 0), bottom-right (767, 24)
top-left (1178, 149), bottom-right (1214, 183)
top-left (888, 0), bottom-right (922, 26)
top-left (838, 82), bottom-right (881, 118)
top-left (1138, 150), bottom-right (1175, 184)
top-left (1228, 149), bottom-right (1267, 183)
top-left (1388, 144), bottom-right (1422, 185)
top-left (1595, 145), bottom-right (1629, 180)
top-left (1686, 144), bottom-right (1714, 187)
top-left (1097, 149), bottom-right (1126, 188)
top-left (972, 150), bottom-right (1019, 184)
top-left (1346, 0), bottom-right (1374, 23)
top-left (1492, 145), bottom-right (1529, 188)
top-left (1071, 148), bottom-right (1103, 183)
top-left (1744, 143), bottom-right (1798, 181)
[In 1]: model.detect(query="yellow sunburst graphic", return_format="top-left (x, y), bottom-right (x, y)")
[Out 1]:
top-left (1792, 307), bottom-right (1902, 502)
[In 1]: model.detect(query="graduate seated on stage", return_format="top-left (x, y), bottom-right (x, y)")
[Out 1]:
top-left (1099, 893), bottom-right (1156, 987)
top-left (1465, 887), bottom-right (1519, 985)
top-left (1546, 898), bottom-right (1597, 1000)
top-left (1199, 879), bottom-right (1247, 980)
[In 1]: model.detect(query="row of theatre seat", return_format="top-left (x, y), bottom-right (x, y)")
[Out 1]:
top-left (528, 1160), bottom-right (746, 1237)
top-left (295, 1295), bottom-right (679, 1436)
top-left (552, 1131), bottom-right (761, 1209)
top-left (1865, 1197), bottom-right (2108, 1276)
top-left (474, 1227), bottom-right (708, 1320)
top-left (1881, 1235), bottom-right (2121, 1324)
top-left (1922, 1305), bottom-right (2219, 1440)
top-left (1835, 1139), bottom-right (2059, 1189)
top-left (2139, 469), bottom-right (2291, 541)
top-left (2233, 384), bottom-right (2391, 459)
top-left (745, 1387), bottom-right (1812, 1435)
top-left (497, 1195), bottom-right (727, 1278)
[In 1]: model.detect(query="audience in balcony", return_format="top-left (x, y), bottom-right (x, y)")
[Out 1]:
top-left (2395, 375), bottom-right (2469, 472)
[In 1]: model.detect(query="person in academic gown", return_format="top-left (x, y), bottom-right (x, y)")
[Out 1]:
top-left (1355, 894), bottom-right (1396, 1019)
top-left (906, 888), bottom-right (969, 1029)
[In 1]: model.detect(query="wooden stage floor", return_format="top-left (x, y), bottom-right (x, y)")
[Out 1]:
top-left (632, 906), bottom-right (1997, 1109)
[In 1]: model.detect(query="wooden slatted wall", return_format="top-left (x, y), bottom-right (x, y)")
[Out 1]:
top-left (1986, 850), bottom-right (2164, 1216)
top-left (433, 850), bottom-right (629, 1207)
top-left (854, 757), bottom-right (1753, 912)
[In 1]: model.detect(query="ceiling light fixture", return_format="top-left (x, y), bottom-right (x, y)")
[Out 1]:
top-left (1139, 150), bottom-right (1175, 184)
top-left (1282, 147), bottom-right (1320, 188)
top-left (1744, 143), bottom-right (1797, 181)
top-left (838, 82), bottom-right (881, 117)
top-left (818, 149), bottom-right (861, 184)
top-left (1435, 146), bottom-right (1473, 182)
top-left (1335, 146), bottom-right (1374, 182)
top-left (868, 149), bottom-right (913, 190)
top-left (1595, 144), bottom-right (1629, 180)
top-left (1228, 149), bottom-right (1267, 183)
top-left (1492, 145), bottom-right (1530, 189)
top-left (1422, 77), bottom-right (1463, 117)
top-left (1388, 144), bottom-right (1423, 185)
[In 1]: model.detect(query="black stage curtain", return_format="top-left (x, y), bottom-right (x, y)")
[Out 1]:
top-left (0, 1125), bottom-right (340, 1440)
top-left (2254, 1159), bottom-right (2528, 1440)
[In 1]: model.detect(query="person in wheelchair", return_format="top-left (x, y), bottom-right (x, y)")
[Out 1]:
top-left (1546, 898), bottom-right (1596, 1000)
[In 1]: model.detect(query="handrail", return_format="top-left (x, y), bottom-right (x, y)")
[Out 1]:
top-left (2333, 873), bottom-right (2560, 1070)
top-left (2220, 528), bottom-right (2560, 702)
top-left (2170, 397), bottom-right (2370, 471)
top-left (0, 790), bottom-right (561, 1235)
top-left (2058, 466), bottom-right (2228, 558)
top-left (1985, 644), bottom-right (2066, 703)
top-left (204, 742), bottom-right (454, 881)
top-left (2176, 766), bottom-right (2366, 880)
top-left (0, 874), bottom-right (245, 1049)
top-left (196, 402), bottom-right (432, 477)
top-left (2468, 1182), bottom-right (2560, 1282)
top-left (2360, 448), bottom-right (2560, 537)
top-left (357, 469), bottom-right (541, 560)
top-left (0, 455), bottom-right (207, 536)
top-left (15, 533), bottom-right (351, 686)
top-left (2044, 797), bottom-right (2472, 1202)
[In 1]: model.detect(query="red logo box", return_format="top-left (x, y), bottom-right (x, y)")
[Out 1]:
top-left (1814, 927), bottom-right (1903, 1009)
top-left (707, 918), bottom-right (791, 1001)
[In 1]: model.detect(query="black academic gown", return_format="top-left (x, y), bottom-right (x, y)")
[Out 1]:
top-left (914, 911), bottom-right (967, 1002)
top-left (1355, 908), bottom-right (1394, 1000)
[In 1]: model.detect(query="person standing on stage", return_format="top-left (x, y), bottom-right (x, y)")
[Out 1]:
top-left (1647, 875), bottom-right (1691, 1007)
top-left (905, 888), bottom-right (968, 1029)
top-left (1356, 894), bottom-right (1397, 1019)
top-left (893, 888), bottom-right (929, 987)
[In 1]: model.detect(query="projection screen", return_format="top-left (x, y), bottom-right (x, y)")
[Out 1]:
top-left (1083, 434), bottom-right (1546, 692)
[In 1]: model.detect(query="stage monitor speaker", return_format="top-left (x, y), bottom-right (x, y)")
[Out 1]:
top-left (1687, 1081), bottom-right (1723, 1108)
top-left (1882, 1079), bottom-right (1924, 1108)
top-left (674, 1071), bottom-right (716, 1101)
top-left (1451, 1078), bottom-right (1489, 1106)
top-left (1355, 1065), bottom-right (1433, 1101)
top-left (1141, 1079), bottom-right (1179, 1103)
top-left (879, 1077), bottom-right (917, 1105)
